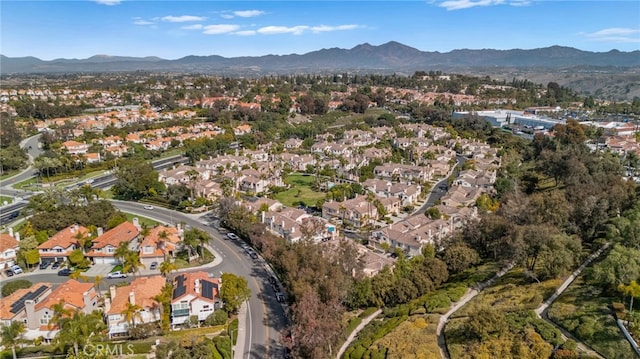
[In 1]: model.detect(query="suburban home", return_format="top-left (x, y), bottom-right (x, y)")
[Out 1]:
top-left (23, 279), bottom-right (98, 341)
top-left (105, 276), bottom-right (165, 338)
top-left (0, 283), bottom-right (52, 327)
top-left (138, 225), bottom-right (182, 267)
top-left (239, 174), bottom-right (269, 194)
top-left (38, 224), bottom-right (88, 264)
top-left (322, 196), bottom-right (379, 228)
top-left (0, 229), bottom-right (20, 269)
top-left (87, 220), bottom-right (140, 265)
top-left (171, 271), bottom-right (222, 326)
top-left (61, 140), bottom-right (89, 155)
top-left (370, 215), bottom-right (453, 257)
top-left (242, 197), bottom-right (283, 214)
top-left (283, 138), bottom-right (303, 149)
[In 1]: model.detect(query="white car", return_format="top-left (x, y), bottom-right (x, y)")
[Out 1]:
top-left (226, 233), bottom-right (239, 240)
top-left (10, 265), bottom-right (23, 274)
top-left (144, 205), bottom-right (154, 210)
top-left (107, 271), bottom-right (127, 279)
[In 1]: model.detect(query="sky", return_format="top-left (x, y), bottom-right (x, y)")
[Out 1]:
top-left (1, 0), bottom-right (639, 60)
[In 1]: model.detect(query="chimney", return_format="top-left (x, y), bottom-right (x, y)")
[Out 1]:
top-left (109, 285), bottom-right (117, 301)
top-left (8, 227), bottom-right (13, 238)
top-left (195, 279), bottom-right (200, 294)
top-left (83, 291), bottom-right (92, 309)
top-left (14, 232), bottom-right (20, 241)
top-left (97, 227), bottom-right (104, 237)
top-left (129, 291), bottom-right (135, 306)
top-left (104, 297), bottom-right (111, 312)
top-left (261, 211), bottom-right (265, 223)
top-left (70, 226), bottom-right (75, 234)
top-left (24, 300), bottom-right (38, 330)
top-left (133, 218), bottom-right (140, 231)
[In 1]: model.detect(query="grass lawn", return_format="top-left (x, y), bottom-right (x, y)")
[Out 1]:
top-left (0, 196), bottom-right (14, 205)
top-left (548, 276), bottom-right (635, 359)
top-left (174, 248), bottom-right (215, 269)
top-left (273, 174), bottom-right (326, 207)
top-left (124, 212), bottom-right (160, 228)
top-left (165, 324), bottom-right (226, 338)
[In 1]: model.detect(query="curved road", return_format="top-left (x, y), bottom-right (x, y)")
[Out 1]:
top-left (111, 200), bottom-right (288, 359)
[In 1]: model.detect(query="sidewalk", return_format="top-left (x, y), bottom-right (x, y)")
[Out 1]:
top-left (234, 302), bottom-right (248, 359)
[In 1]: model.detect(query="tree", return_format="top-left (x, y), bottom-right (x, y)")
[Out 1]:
top-left (220, 273), bottom-right (251, 314)
top-left (159, 260), bottom-right (177, 276)
top-left (93, 275), bottom-right (104, 296)
top-left (590, 244), bottom-right (640, 290)
top-left (619, 280), bottom-right (640, 314)
top-left (122, 302), bottom-right (143, 331)
top-left (112, 157), bottom-right (165, 200)
top-left (56, 311), bottom-right (106, 356)
top-left (24, 249), bottom-right (40, 270)
top-left (184, 227), bottom-right (211, 259)
top-left (123, 251), bottom-right (145, 277)
top-left (441, 242), bottom-right (480, 274)
top-left (1, 321), bottom-right (24, 359)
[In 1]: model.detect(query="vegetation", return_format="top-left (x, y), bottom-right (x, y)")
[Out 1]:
top-left (1, 279), bottom-right (32, 297)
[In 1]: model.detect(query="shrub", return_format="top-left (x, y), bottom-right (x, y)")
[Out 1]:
top-left (349, 345), bottom-right (366, 359)
top-left (205, 309), bottom-right (228, 326)
top-left (1, 279), bottom-right (32, 296)
top-left (424, 293), bottom-right (451, 312)
top-left (445, 286), bottom-right (467, 302)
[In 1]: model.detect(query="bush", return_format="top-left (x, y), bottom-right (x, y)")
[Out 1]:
top-left (424, 293), bottom-right (451, 312)
top-left (445, 286), bottom-right (467, 302)
top-left (349, 345), bottom-right (366, 359)
top-left (205, 309), bottom-right (228, 326)
top-left (213, 335), bottom-right (231, 359)
top-left (1, 279), bottom-right (32, 296)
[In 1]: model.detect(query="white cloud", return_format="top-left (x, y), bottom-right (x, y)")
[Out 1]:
top-left (93, 0), bottom-right (122, 5)
top-left (182, 24), bottom-right (204, 30)
top-left (234, 30), bottom-right (257, 36)
top-left (585, 27), bottom-right (640, 43)
top-left (233, 10), bottom-right (265, 18)
top-left (133, 18), bottom-right (155, 26)
top-left (438, 0), bottom-right (504, 10)
top-left (161, 15), bottom-right (206, 23)
top-left (257, 26), bottom-right (309, 35)
top-left (310, 24), bottom-right (360, 33)
top-left (221, 14), bottom-right (235, 19)
top-left (203, 24), bottom-right (240, 35)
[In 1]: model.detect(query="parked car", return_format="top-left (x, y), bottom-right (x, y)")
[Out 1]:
top-left (149, 262), bottom-right (158, 270)
top-left (226, 233), bottom-right (239, 240)
top-left (268, 276), bottom-right (277, 285)
top-left (144, 205), bottom-right (154, 210)
top-left (39, 262), bottom-right (51, 270)
top-left (5, 269), bottom-right (14, 277)
top-left (10, 265), bottom-right (23, 274)
top-left (57, 268), bottom-right (72, 276)
top-left (107, 271), bottom-right (127, 279)
top-left (276, 292), bottom-right (286, 303)
top-left (51, 261), bottom-right (61, 269)
top-left (249, 251), bottom-right (258, 260)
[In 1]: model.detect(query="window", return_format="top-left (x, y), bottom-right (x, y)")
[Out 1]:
top-left (40, 312), bottom-right (52, 325)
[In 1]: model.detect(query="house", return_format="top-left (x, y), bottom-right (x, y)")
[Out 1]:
top-left (322, 196), bottom-right (379, 228)
top-left (38, 224), bottom-right (88, 264)
top-left (23, 279), bottom-right (98, 340)
top-left (283, 138), bottom-right (303, 149)
top-left (0, 283), bottom-right (52, 327)
top-left (105, 276), bottom-right (165, 338)
top-left (239, 174), bottom-right (269, 194)
top-left (87, 221), bottom-right (140, 265)
top-left (0, 229), bottom-right (20, 269)
top-left (234, 124), bottom-right (253, 136)
top-left (82, 152), bottom-right (101, 164)
top-left (171, 271), bottom-right (222, 326)
top-left (61, 140), bottom-right (89, 155)
top-left (138, 225), bottom-right (182, 267)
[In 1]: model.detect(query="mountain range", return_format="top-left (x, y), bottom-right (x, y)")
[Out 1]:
top-left (2, 41), bottom-right (639, 75)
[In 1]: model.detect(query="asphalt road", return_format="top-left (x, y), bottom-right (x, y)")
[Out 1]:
top-left (110, 200), bottom-right (288, 359)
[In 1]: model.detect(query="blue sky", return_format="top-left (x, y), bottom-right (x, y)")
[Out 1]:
top-left (2, 1), bottom-right (639, 60)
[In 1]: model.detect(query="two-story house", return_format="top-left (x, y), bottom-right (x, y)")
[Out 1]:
top-left (105, 276), bottom-right (165, 338)
top-left (87, 221), bottom-right (140, 265)
top-left (170, 271), bottom-right (222, 327)
top-left (0, 283), bottom-right (52, 327)
top-left (138, 225), bottom-right (182, 267)
top-left (0, 229), bottom-right (20, 269)
top-left (37, 224), bottom-right (88, 265)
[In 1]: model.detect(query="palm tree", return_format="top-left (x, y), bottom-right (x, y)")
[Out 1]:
top-left (49, 300), bottom-right (72, 330)
top-left (73, 230), bottom-right (90, 254)
top-left (121, 302), bottom-right (143, 333)
top-left (158, 230), bottom-right (169, 261)
top-left (56, 311), bottom-right (106, 356)
top-left (93, 275), bottom-right (104, 296)
top-left (123, 251), bottom-right (145, 277)
top-left (114, 241), bottom-right (130, 265)
top-left (1, 321), bottom-right (25, 359)
top-left (159, 260), bottom-right (177, 277)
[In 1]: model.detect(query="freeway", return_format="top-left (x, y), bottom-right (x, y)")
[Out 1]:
top-left (0, 155), bottom-right (189, 225)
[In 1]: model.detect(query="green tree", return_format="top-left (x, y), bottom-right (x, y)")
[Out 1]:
top-left (122, 302), bottom-right (143, 330)
top-left (220, 273), bottom-right (251, 314)
top-left (1, 321), bottom-right (24, 359)
top-left (159, 261), bottom-right (177, 277)
top-left (619, 280), bottom-right (640, 314)
top-left (56, 311), bottom-right (106, 356)
top-left (112, 157), bottom-right (165, 200)
top-left (441, 242), bottom-right (480, 274)
top-left (24, 249), bottom-right (40, 270)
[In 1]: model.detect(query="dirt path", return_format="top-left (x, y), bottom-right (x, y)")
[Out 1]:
top-left (336, 309), bottom-right (383, 359)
